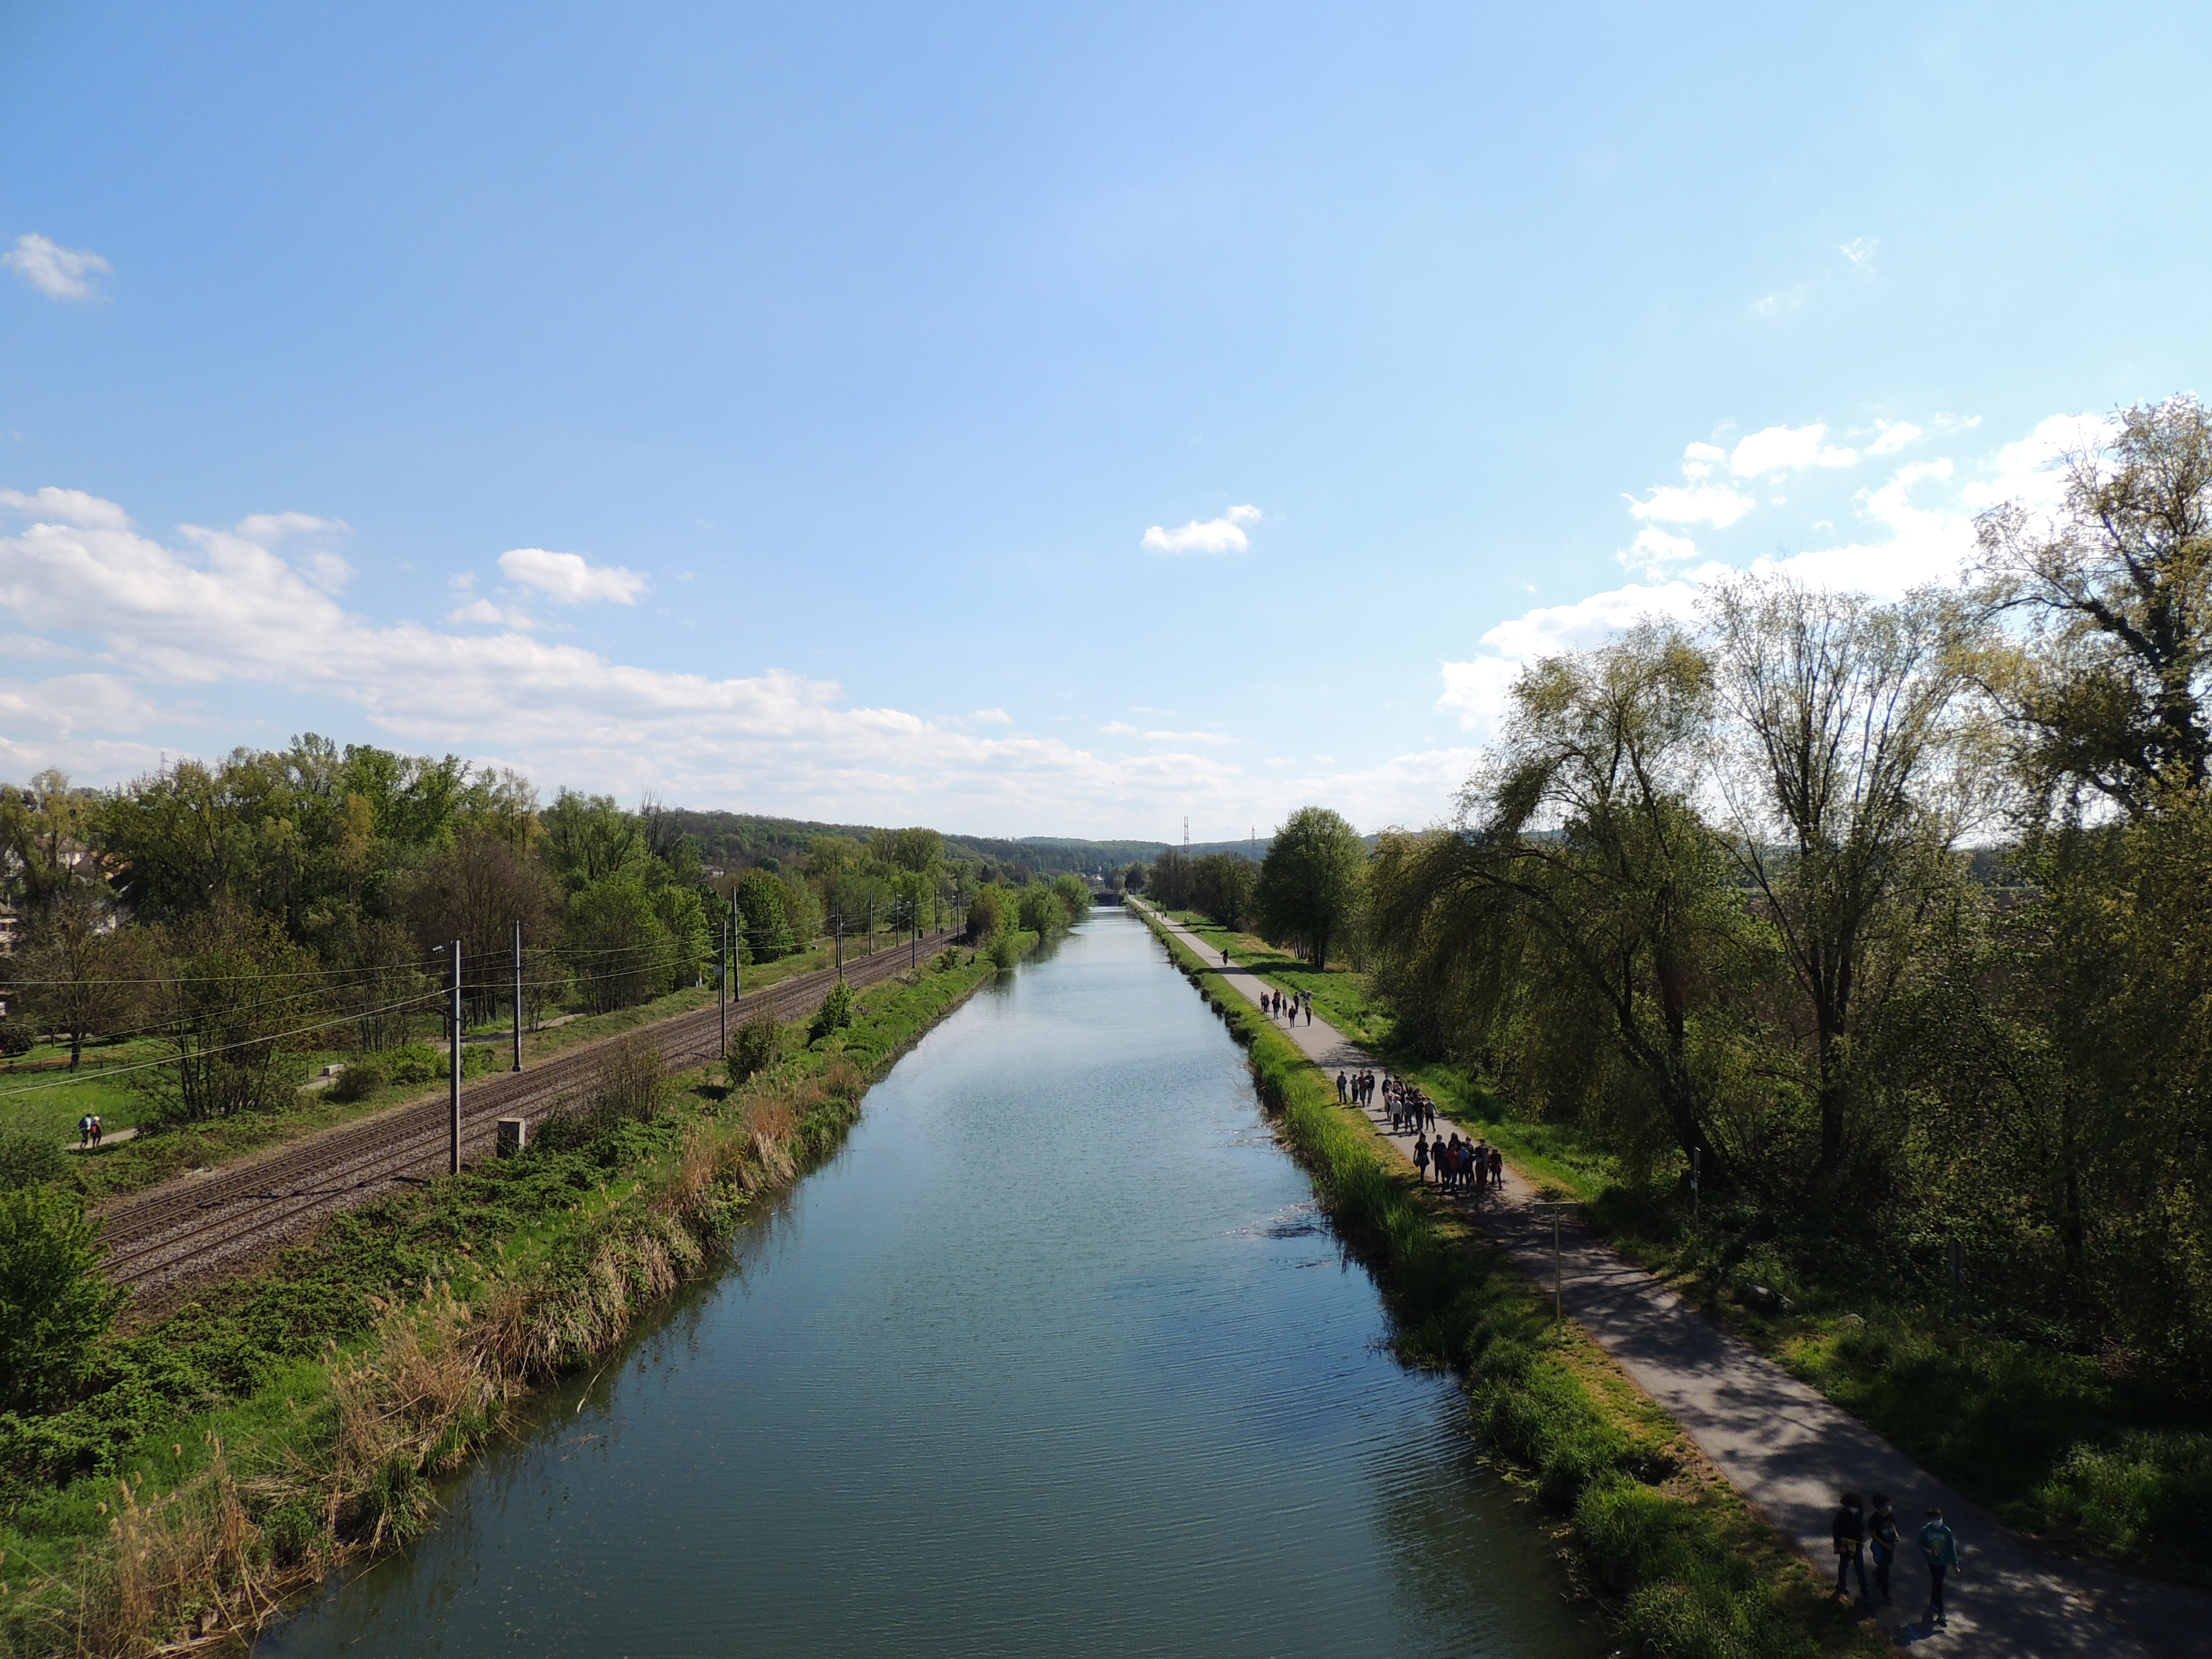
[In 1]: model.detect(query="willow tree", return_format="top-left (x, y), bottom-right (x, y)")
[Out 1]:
top-left (1370, 624), bottom-right (1733, 1178)
top-left (1704, 576), bottom-right (1974, 1179)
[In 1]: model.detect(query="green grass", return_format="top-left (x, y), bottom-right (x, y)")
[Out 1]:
top-left (1133, 903), bottom-right (1880, 1659)
top-left (0, 939), bottom-right (1010, 1657)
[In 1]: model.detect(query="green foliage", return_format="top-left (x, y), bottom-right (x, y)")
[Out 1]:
top-left (132, 905), bottom-right (324, 1127)
top-left (0, 1187), bottom-right (122, 1412)
top-left (986, 934), bottom-right (1020, 973)
top-left (1190, 852), bottom-right (1256, 929)
top-left (2033, 1432), bottom-right (2212, 1574)
top-left (870, 826), bottom-right (943, 873)
top-left (1052, 871), bottom-right (1092, 920)
top-left (810, 976), bottom-right (854, 1042)
top-left (0, 1123), bottom-right (68, 1189)
top-left (1146, 847), bottom-right (1193, 908)
top-left (1256, 805), bottom-right (1365, 965)
top-left (733, 869), bottom-right (796, 960)
top-left (541, 789), bottom-right (646, 892)
top-left (732, 1012), bottom-right (782, 1080)
top-left (1015, 883), bottom-right (1063, 938)
top-left (0, 1018), bottom-right (33, 1058)
top-left (565, 876), bottom-right (673, 1012)
top-left (964, 884), bottom-right (1004, 943)
top-left (580, 1036), bottom-right (671, 1128)
top-left (327, 1059), bottom-right (385, 1103)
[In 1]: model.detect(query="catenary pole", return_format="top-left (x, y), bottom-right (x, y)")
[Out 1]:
top-left (511, 919), bottom-right (523, 1072)
top-left (448, 937), bottom-right (463, 1175)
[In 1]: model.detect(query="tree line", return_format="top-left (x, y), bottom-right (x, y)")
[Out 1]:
top-left (1137, 399), bottom-right (2212, 1386)
top-left (0, 752), bottom-right (1002, 1128)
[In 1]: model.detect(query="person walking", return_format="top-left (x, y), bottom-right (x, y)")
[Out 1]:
top-left (1866, 1494), bottom-right (1899, 1606)
top-left (1918, 1507), bottom-right (1961, 1629)
top-left (78, 1114), bottom-right (93, 1149)
top-left (1831, 1491), bottom-right (1869, 1602)
top-left (1488, 1145), bottom-right (1503, 1188)
top-left (1336, 1071), bottom-right (1348, 1104)
top-left (1413, 1133), bottom-right (1430, 1184)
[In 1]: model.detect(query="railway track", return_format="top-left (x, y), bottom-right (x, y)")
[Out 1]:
top-left (97, 932), bottom-right (961, 1293)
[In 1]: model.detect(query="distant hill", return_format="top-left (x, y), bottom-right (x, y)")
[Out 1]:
top-left (661, 809), bottom-right (1187, 878)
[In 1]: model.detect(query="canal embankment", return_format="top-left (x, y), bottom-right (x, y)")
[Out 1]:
top-left (1129, 899), bottom-right (1885, 1659)
top-left (0, 939), bottom-right (1024, 1659)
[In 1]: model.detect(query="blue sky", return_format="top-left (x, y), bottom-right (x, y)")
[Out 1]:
top-left (4, 2), bottom-right (2209, 838)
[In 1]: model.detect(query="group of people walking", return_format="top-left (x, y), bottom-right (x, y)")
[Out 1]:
top-left (1264, 986), bottom-right (1310, 1025)
top-left (1419, 1131), bottom-right (1501, 1192)
top-left (1334, 1070), bottom-right (1505, 1194)
top-left (75, 1113), bottom-right (105, 1148)
top-left (1832, 1491), bottom-right (1963, 1630)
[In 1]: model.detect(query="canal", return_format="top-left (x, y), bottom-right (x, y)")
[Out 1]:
top-left (259, 907), bottom-right (1599, 1659)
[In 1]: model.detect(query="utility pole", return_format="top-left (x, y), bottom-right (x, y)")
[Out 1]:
top-left (834, 902), bottom-right (844, 978)
top-left (867, 884), bottom-right (875, 956)
top-left (731, 893), bottom-right (742, 1004)
top-left (719, 913), bottom-right (728, 1058)
top-left (511, 920), bottom-right (523, 1072)
top-left (446, 938), bottom-right (463, 1175)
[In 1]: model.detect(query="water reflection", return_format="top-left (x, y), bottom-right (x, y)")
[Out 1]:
top-left (260, 910), bottom-right (1598, 1659)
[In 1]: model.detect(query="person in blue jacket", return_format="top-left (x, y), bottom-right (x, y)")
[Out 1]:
top-left (1918, 1506), bottom-right (1962, 1629)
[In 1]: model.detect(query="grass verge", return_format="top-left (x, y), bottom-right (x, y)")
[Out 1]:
top-left (1133, 902), bottom-right (1882, 1659)
top-left (0, 938), bottom-right (1021, 1659)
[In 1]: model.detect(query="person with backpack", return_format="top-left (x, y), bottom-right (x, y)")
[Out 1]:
top-left (1918, 1507), bottom-right (1961, 1629)
top-left (78, 1114), bottom-right (93, 1148)
top-left (1831, 1491), bottom-right (1868, 1601)
top-left (1866, 1494), bottom-right (1899, 1606)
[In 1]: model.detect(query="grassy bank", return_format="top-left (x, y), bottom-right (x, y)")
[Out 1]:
top-left (1171, 912), bottom-right (2212, 1590)
top-left (0, 939), bottom-right (1019, 1659)
top-left (1133, 903), bottom-right (1878, 1659)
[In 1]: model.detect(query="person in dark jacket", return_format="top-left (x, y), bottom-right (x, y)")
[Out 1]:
top-left (1831, 1491), bottom-right (1869, 1600)
top-left (1866, 1493), bottom-right (1899, 1605)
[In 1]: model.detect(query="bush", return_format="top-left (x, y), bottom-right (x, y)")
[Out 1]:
top-left (0, 1018), bottom-right (34, 1058)
top-left (0, 1123), bottom-right (68, 1189)
top-left (384, 1043), bottom-right (445, 1086)
top-left (328, 1058), bottom-right (386, 1103)
top-left (582, 1035), bottom-right (670, 1126)
top-left (2035, 1431), bottom-right (2212, 1567)
top-left (732, 1012), bottom-right (781, 1081)
top-left (0, 1185), bottom-right (122, 1411)
top-left (987, 935), bottom-right (1020, 973)
top-left (810, 978), bottom-right (854, 1043)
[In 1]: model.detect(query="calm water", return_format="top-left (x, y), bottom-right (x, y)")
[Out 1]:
top-left (260, 909), bottom-right (1599, 1659)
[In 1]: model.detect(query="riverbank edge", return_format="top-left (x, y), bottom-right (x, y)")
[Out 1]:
top-left (0, 936), bottom-right (1030, 1659)
top-left (1129, 903), bottom-right (1884, 1659)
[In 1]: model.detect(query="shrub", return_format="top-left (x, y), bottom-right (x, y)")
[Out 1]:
top-left (810, 978), bottom-right (854, 1043)
top-left (987, 935), bottom-right (1019, 973)
top-left (732, 1012), bottom-right (781, 1081)
top-left (963, 885), bottom-right (1004, 944)
top-left (582, 1036), bottom-right (670, 1127)
top-left (2035, 1431), bottom-right (2212, 1567)
top-left (0, 1185), bottom-right (122, 1411)
top-left (384, 1043), bottom-right (445, 1087)
top-left (328, 1058), bottom-right (387, 1103)
top-left (0, 1018), bottom-right (34, 1058)
top-left (0, 1122), bottom-right (67, 1189)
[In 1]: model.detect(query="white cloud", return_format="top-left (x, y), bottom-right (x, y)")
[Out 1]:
top-left (1438, 411), bottom-right (2096, 739)
top-left (3, 234), bottom-right (111, 301)
top-left (1840, 237), bottom-right (1878, 271)
top-left (497, 547), bottom-right (649, 604)
top-left (1142, 503), bottom-right (1262, 555)
top-left (1626, 484), bottom-right (1755, 528)
top-left (973, 708), bottom-right (1012, 724)
top-left (0, 487), bottom-right (132, 530)
top-left (448, 599), bottom-right (538, 630)
top-left (1753, 284), bottom-right (1808, 314)
top-left (1620, 526), bottom-right (1698, 575)
top-left (1, 487), bottom-right (1487, 834)
top-left (1730, 423), bottom-right (1858, 476)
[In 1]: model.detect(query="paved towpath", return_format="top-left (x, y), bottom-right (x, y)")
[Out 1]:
top-left (1136, 902), bottom-right (2212, 1659)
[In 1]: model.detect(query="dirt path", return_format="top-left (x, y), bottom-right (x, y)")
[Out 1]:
top-left (1138, 903), bottom-right (2211, 1659)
